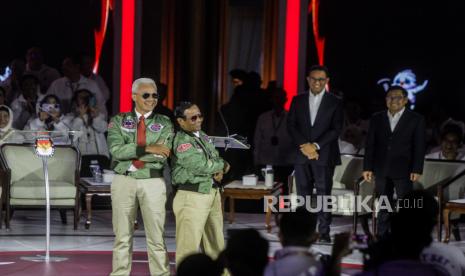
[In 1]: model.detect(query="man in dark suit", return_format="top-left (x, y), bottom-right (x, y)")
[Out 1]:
top-left (363, 86), bottom-right (426, 238)
top-left (287, 65), bottom-right (343, 243)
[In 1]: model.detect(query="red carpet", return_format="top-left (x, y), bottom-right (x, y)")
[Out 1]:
top-left (0, 251), bottom-right (176, 276)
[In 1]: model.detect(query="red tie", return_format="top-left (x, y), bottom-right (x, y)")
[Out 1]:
top-left (132, 116), bottom-right (146, 169)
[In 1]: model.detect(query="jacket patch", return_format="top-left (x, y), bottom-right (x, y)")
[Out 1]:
top-left (177, 143), bottom-right (192, 153)
top-left (108, 122), bottom-right (114, 129)
top-left (122, 118), bottom-right (136, 129)
top-left (148, 123), bottom-right (163, 132)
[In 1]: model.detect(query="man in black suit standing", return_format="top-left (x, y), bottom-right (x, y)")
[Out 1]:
top-left (287, 65), bottom-right (343, 243)
top-left (363, 86), bottom-right (426, 238)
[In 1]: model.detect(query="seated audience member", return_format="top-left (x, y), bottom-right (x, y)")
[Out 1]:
top-left (359, 190), bottom-right (448, 276)
top-left (176, 253), bottom-right (223, 276)
top-left (0, 58), bottom-right (26, 104)
top-left (426, 122), bottom-right (465, 160)
top-left (222, 229), bottom-right (269, 276)
top-left (24, 47), bottom-right (61, 92)
top-left (264, 209), bottom-right (321, 276)
top-left (67, 89), bottom-right (109, 157)
top-left (0, 105), bottom-right (23, 143)
top-left (421, 242), bottom-right (465, 276)
top-left (47, 55), bottom-right (106, 115)
top-left (265, 208), bottom-right (351, 276)
top-left (11, 74), bottom-right (43, 129)
top-left (254, 87), bottom-right (295, 185)
top-left (339, 125), bottom-right (365, 154)
top-left (25, 95), bottom-right (70, 132)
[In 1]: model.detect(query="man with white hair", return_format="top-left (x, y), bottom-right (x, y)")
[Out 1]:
top-left (107, 77), bottom-right (173, 275)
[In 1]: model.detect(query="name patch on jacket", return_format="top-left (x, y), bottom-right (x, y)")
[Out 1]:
top-left (177, 143), bottom-right (192, 153)
top-left (148, 123), bottom-right (163, 132)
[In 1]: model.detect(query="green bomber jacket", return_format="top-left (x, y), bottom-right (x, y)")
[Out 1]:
top-left (171, 129), bottom-right (225, 193)
top-left (107, 110), bottom-right (173, 179)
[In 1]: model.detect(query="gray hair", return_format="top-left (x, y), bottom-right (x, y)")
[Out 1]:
top-left (132, 78), bottom-right (157, 94)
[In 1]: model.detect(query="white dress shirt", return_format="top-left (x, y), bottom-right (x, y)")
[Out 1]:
top-left (309, 90), bottom-right (325, 126)
top-left (387, 107), bottom-right (405, 132)
top-left (127, 110), bottom-right (152, 172)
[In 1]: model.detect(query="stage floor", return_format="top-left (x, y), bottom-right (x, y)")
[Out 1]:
top-left (0, 210), bottom-right (464, 275)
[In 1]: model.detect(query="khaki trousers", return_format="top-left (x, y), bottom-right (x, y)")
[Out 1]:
top-left (111, 175), bottom-right (169, 276)
top-left (173, 188), bottom-right (225, 266)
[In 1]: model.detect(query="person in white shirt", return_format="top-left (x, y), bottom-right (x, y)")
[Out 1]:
top-left (47, 55), bottom-right (106, 116)
top-left (24, 47), bottom-right (60, 92)
top-left (66, 89), bottom-right (109, 157)
top-left (254, 87), bottom-right (295, 186)
top-left (24, 94), bottom-right (70, 132)
top-left (426, 122), bottom-right (465, 161)
top-left (363, 86), bottom-right (426, 239)
top-left (11, 74), bottom-right (44, 129)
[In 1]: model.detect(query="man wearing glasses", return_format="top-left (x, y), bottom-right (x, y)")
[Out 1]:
top-left (107, 78), bottom-right (173, 276)
top-left (171, 102), bottom-right (230, 266)
top-left (363, 85), bottom-right (426, 239)
top-left (287, 65), bottom-right (343, 243)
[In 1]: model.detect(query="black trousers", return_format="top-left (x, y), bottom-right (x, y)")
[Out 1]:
top-left (294, 163), bottom-right (335, 235)
top-left (375, 176), bottom-right (413, 238)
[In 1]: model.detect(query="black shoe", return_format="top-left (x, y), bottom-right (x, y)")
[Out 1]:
top-left (318, 234), bottom-right (331, 243)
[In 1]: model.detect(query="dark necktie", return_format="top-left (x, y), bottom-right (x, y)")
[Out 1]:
top-left (132, 116), bottom-right (146, 169)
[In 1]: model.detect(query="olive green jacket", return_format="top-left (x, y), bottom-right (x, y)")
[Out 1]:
top-left (171, 129), bottom-right (225, 193)
top-left (107, 110), bottom-right (173, 179)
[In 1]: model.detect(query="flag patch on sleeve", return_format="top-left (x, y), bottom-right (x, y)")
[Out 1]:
top-left (177, 143), bottom-right (192, 153)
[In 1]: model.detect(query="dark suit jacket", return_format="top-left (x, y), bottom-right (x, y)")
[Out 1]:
top-left (363, 109), bottom-right (426, 178)
top-left (287, 92), bottom-right (343, 166)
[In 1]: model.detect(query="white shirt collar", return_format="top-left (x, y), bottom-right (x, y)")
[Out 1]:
top-left (135, 109), bottom-right (152, 120)
top-left (387, 107), bottom-right (405, 119)
top-left (193, 131), bottom-right (200, 137)
top-left (309, 89), bottom-right (326, 98)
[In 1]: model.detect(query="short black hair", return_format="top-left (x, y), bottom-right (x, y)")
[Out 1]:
top-left (279, 208), bottom-right (317, 246)
top-left (20, 74), bottom-right (40, 86)
top-left (440, 122), bottom-right (464, 142)
top-left (229, 69), bottom-right (248, 81)
top-left (40, 94), bottom-right (61, 107)
top-left (387, 85), bottom-right (408, 98)
top-left (174, 101), bottom-right (195, 119)
top-left (225, 229), bottom-right (269, 276)
top-left (308, 65), bottom-right (329, 78)
top-left (177, 253), bottom-right (222, 276)
top-left (0, 86), bottom-right (6, 97)
top-left (0, 106), bottom-right (9, 114)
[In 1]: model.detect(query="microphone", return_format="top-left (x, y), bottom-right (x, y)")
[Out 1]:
top-left (218, 108), bottom-right (230, 151)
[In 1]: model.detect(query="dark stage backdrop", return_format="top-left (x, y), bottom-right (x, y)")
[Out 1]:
top-left (309, 0), bottom-right (465, 121)
top-left (0, 0), bottom-right (114, 105)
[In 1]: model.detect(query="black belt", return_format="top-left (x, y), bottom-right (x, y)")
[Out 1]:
top-left (122, 168), bottom-right (163, 178)
top-left (177, 181), bottom-right (221, 192)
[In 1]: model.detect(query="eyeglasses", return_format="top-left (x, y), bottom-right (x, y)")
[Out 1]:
top-left (186, 114), bottom-right (203, 122)
top-left (141, 92), bottom-right (159, 99)
top-left (386, 96), bottom-right (404, 101)
top-left (309, 77), bottom-right (327, 83)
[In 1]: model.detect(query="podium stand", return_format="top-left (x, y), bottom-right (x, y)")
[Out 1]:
top-left (209, 135), bottom-right (250, 150)
top-left (2, 130), bottom-right (80, 262)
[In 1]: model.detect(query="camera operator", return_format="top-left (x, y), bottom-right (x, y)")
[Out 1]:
top-left (25, 94), bottom-right (70, 131)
